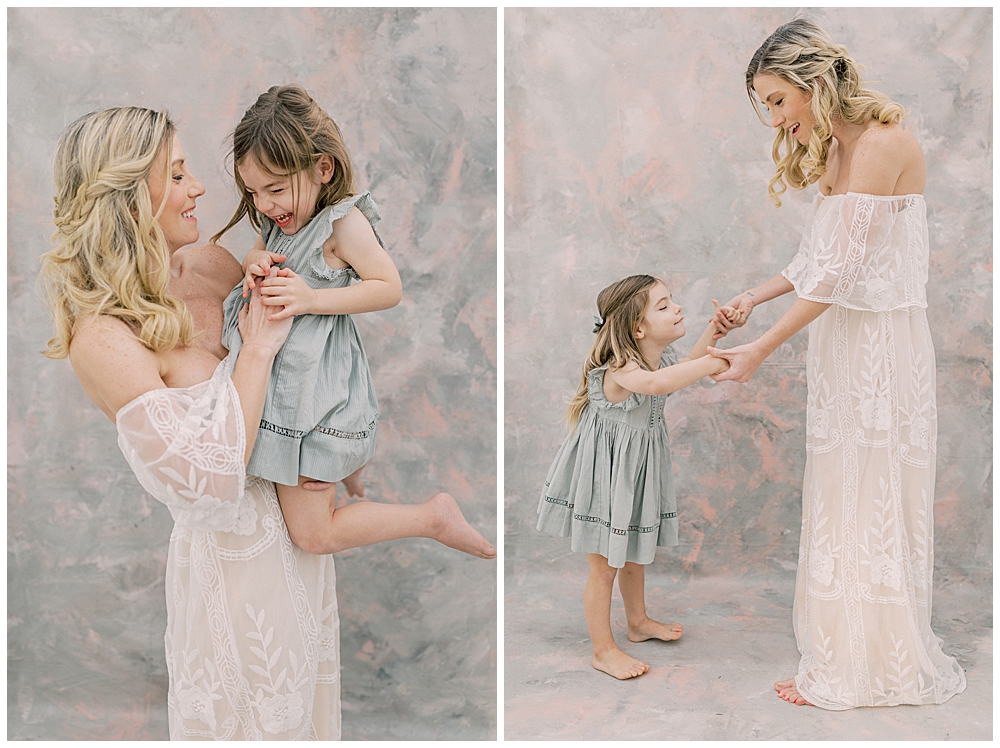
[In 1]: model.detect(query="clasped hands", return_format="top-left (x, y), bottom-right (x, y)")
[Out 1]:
top-left (242, 249), bottom-right (318, 321)
top-left (706, 293), bottom-right (763, 383)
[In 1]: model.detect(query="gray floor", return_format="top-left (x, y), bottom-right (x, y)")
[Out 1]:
top-left (504, 553), bottom-right (991, 741)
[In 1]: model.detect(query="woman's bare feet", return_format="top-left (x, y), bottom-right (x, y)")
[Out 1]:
top-left (341, 466), bottom-right (365, 498)
top-left (775, 677), bottom-right (812, 706)
top-left (627, 617), bottom-right (683, 643)
top-left (427, 493), bottom-right (496, 559)
top-left (592, 647), bottom-right (649, 679)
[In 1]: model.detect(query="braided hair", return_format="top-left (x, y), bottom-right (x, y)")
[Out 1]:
top-left (746, 19), bottom-right (906, 206)
top-left (41, 107), bottom-right (194, 358)
top-left (566, 275), bottom-right (659, 426)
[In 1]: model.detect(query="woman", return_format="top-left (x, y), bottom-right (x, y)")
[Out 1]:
top-left (41, 107), bottom-right (341, 739)
top-left (708, 20), bottom-right (967, 709)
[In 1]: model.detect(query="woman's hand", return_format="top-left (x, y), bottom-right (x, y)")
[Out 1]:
top-left (712, 294), bottom-right (754, 339)
top-left (706, 341), bottom-right (767, 383)
top-left (259, 268), bottom-right (318, 320)
top-left (237, 267), bottom-right (293, 357)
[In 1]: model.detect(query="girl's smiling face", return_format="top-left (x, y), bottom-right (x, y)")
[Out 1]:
top-left (753, 73), bottom-right (815, 146)
top-left (238, 155), bottom-right (334, 235)
top-left (146, 135), bottom-right (204, 251)
top-left (637, 281), bottom-right (685, 347)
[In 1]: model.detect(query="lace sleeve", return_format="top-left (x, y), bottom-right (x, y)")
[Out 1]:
top-left (781, 193), bottom-right (928, 312)
top-left (116, 357), bottom-right (249, 533)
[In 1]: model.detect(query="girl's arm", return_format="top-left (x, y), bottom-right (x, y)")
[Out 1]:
top-left (712, 273), bottom-right (795, 337)
top-left (681, 317), bottom-right (727, 362)
top-left (259, 209), bottom-right (402, 320)
top-left (605, 354), bottom-right (729, 398)
top-left (707, 297), bottom-right (829, 383)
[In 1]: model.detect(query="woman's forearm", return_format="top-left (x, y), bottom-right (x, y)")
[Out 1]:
top-left (754, 297), bottom-right (830, 356)
top-left (230, 344), bottom-right (278, 464)
top-left (743, 273), bottom-right (795, 308)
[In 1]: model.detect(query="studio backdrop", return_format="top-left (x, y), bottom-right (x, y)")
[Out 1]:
top-left (9, 8), bottom-right (497, 740)
top-left (504, 5), bottom-right (990, 640)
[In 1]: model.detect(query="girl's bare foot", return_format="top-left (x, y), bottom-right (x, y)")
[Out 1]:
top-left (428, 493), bottom-right (496, 559)
top-left (341, 466), bottom-right (365, 498)
top-left (775, 677), bottom-right (813, 706)
top-left (592, 647), bottom-right (649, 679)
top-left (627, 617), bottom-right (683, 643)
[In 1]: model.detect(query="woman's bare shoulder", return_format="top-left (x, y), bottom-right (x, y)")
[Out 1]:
top-left (176, 243), bottom-right (244, 290)
top-left (850, 123), bottom-right (925, 195)
top-left (69, 315), bottom-right (166, 420)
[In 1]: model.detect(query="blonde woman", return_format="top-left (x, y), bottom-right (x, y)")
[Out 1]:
top-left (708, 20), bottom-right (966, 709)
top-left (42, 107), bottom-right (342, 739)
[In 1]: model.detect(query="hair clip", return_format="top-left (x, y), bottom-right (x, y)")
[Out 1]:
top-left (592, 315), bottom-right (605, 333)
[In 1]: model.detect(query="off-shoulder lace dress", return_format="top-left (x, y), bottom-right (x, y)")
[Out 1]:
top-left (536, 347), bottom-right (679, 568)
top-left (221, 192), bottom-right (384, 487)
top-left (116, 356), bottom-right (341, 739)
top-left (781, 192), bottom-right (966, 709)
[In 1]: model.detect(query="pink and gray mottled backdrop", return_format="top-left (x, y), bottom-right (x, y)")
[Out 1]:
top-left (8, 8), bottom-right (496, 740)
top-left (505, 7), bottom-right (990, 737)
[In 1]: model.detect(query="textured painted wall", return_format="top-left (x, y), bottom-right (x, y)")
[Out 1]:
top-left (505, 8), bottom-right (990, 597)
top-left (9, 8), bottom-right (496, 740)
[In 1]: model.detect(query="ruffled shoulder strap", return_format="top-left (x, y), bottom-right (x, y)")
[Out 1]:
top-left (323, 191), bottom-right (385, 249)
top-left (587, 363), bottom-right (642, 412)
top-left (303, 192), bottom-right (387, 282)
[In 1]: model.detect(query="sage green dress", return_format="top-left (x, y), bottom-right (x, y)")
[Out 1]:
top-left (537, 347), bottom-right (679, 568)
top-left (222, 192), bottom-right (383, 487)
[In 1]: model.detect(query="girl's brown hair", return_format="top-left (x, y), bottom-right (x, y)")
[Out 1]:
top-left (746, 19), bottom-right (905, 206)
top-left (40, 107), bottom-right (195, 359)
top-left (566, 274), bottom-right (660, 426)
top-left (212, 85), bottom-right (356, 242)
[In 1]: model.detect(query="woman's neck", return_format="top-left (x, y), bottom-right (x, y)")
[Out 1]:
top-left (830, 115), bottom-right (878, 151)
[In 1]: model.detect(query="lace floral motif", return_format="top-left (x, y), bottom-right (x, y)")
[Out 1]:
top-left (116, 357), bottom-right (341, 739)
top-left (782, 193), bottom-right (928, 312)
top-left (792, 195), bottom-right (966, 710)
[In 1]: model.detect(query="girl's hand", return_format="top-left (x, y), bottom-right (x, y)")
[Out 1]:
top-left (712, 294), bottom-right (753, 339)
top-left (259, 268), bottom-right (317, 320)
top-left (237, 267), bottom-right (293, 357)
top-left (242, 250), bottom-right (287, 298)
top-left (706, 341), bottom-right (766, 383)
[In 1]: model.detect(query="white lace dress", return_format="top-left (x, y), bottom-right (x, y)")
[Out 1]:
top-left (782, 192), bottom-right (967, 709)
top-left (116, 356), bottom-right (341, 739)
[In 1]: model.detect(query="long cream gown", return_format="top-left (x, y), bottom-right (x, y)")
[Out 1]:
top-left (782, 192), bottom-right (966, 709)
top-left (116, 356), bottom-right (341, 739)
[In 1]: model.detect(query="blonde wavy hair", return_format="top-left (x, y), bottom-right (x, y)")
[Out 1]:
top-left (566, 275), bottom-right (659, 426)
top-left (212, 84), bottom-right (356, 242)
top-left (40, 107), bottom-right (195, 359)
top-left (746, 19), bottom-right (906, 206)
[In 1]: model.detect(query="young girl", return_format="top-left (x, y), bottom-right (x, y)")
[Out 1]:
top-left (537, 274), bottom-right (732, 679)
top-left (214, 85), bottom-right (495, 559)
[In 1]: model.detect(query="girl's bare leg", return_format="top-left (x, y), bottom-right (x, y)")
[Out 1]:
top-left (584, 554), bottom-right (648, 679)
top-left (276, 477), bottom-right (495, 558)
top-left (340, 465), bottom-right (365, 498)
top-left (617, 562), bottom-right (683, 642)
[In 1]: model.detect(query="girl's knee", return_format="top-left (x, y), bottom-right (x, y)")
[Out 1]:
top-left (587, 554), bottom-right (618, 581)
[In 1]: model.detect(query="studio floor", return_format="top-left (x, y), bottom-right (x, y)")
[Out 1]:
top-left (504, 553), bottom-right (991, 741)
